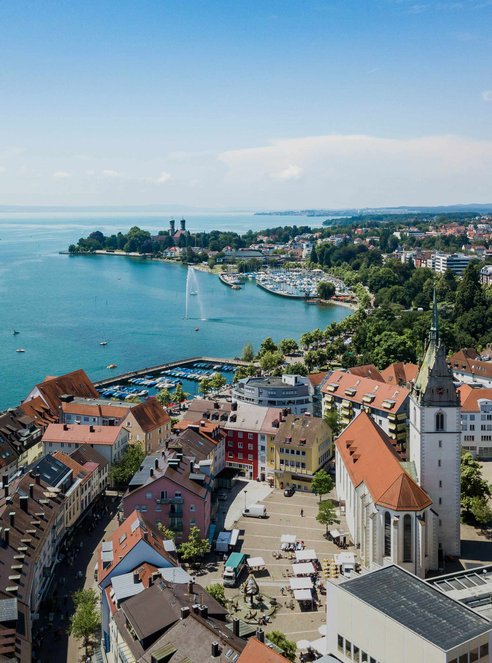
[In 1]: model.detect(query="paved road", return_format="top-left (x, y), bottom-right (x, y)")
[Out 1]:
top-left (35, 495), bottom-right (121, 663)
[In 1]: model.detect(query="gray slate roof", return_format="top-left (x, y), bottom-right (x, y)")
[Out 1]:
top-left (341, 565), bottom-right (491, 651)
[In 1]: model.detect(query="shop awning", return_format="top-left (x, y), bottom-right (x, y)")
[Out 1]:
top-left (289, 577), bottom-right (313, 590)
top-left (292, 562), bottom-right (316, 576)
top-left (293, 589), bottom-right (313, 601)
top-left (295, 549), bottom-right (317, 562)
top-left (280, 534), bottom-right (297, 544)
top-left (247, 557), bottom-right (265, 569)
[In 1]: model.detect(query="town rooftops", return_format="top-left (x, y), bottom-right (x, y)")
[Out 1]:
top-left (381, 362), bottom-right (419, 387)
top-left (458, 384), bottom-right (492, 411)
top-left (70, 443), bottom-right (109, 469)
top-left (168, 428), bottom-right (216, 460)
top-left (127, 451), bottom-right (210, 499)
top-left (97, 510), bottom-right (173, 585)
top-left (322, 370), bottom-right (409, 412)
top-left (126, 397), bottom-right (170, 432)
top-left (19, 397), bottom-right (57, 428)
top-left (0, 438), bottom-right (18, 471)
top-left (184, 399), bottom-right (282, 434)
top-left (61, 398), bottom-right (130, 419)
top-left (449, 348), bottom-right (492, 379)
top-left (338, 565), bottom-right (491, 651)
top-left (238, 637), bottom-right (290, 663)
top-left (274, 414), bottom-right (330, 449)
top-left (42, 423), bottom-right (123, 446)
top-left (235, 374), bottom-right (309, 390)
top-left (52, 451), bottom-right (91, 481)
top-left (336, 413), bottom-right (431, 511)
top-left (24, 369), bottom-right (98, 415)
top-left (31, 454), bottom-right (72, 488)
top-left (347, 364), bottom-right (385, 382)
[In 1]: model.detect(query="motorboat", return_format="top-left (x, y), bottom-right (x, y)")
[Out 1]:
top-left (16, 348), bottom-right (25, 353)
top-left (195, 328), bottom-right (199, 332)
top-left (107, 363), bottom-right (117, 369)
top-left (100, 341), bottom-right (108, 346)
top-left (13, 330), bottom-right (19, 335)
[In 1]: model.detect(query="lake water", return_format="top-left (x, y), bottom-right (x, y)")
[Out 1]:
top-left (0, 212), bottom-right (349, 410)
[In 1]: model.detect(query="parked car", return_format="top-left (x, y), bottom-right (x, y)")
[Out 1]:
top-left (284, 485), bottom-right (296, 497)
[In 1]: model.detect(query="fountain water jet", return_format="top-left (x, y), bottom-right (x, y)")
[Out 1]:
top-left (185, 266), bottom-right (206, 320)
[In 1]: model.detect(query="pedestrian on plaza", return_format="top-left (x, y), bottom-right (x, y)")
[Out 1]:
top-left (300, 509), bottom-right (304, 517)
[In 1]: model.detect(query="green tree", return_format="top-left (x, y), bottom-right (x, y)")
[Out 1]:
top-left (209, 372), bottom-right (227, 392)
top-left (455, 263), bottom-right (486, 318)
top-left (109, 443), bottom-right (145, 486)
top-left (266, 631), bottom-right (297, 662)
top-left (279, 338), bottom-right (299, 355)
top-left (198, 376), bottom-right (212, 394)
top-left (283, 362), bottom-right (308, 376)
top-left (173, 383), bottom-right (190, 403)
top-left (316, 499), bottom-right (340, 534)
top-left (69, 589), bottom-right (101, 654)
top-left (461, 452), bottom-right (492, 521)
top-left (324, 408), bottom-right (341, 437)
top-left (370, 331), bottom-right (415, 368)
top-left (257, 337), bottom-right (278, 358)
top-left (317, 281), bottom-right (336, 300)
top-left (259, 350), bottom-right (284, 374)
top-left (206, 583), bottom-right (227, 607)
top-left (242, 343), bottom-right (255, 362)
top-left (157, 523), bottom-right (176, 540)
top-left (233, 365), bottom-right (259, 382)
top-left (311, 469), bottom-right (335, 502)
top-left (178, 525), bottom-right (211, 563)
top-left (156, 388), bottom-right (172, 406)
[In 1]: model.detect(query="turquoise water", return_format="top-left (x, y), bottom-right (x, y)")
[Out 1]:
top-left (0, 212), bottom-right (349, 410)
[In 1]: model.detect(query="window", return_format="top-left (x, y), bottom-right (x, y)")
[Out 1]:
top-left (438, 440), bottom-right (442, 448)
top-left (438, 459), bottom-right (441, 467)
top-left (238, 453), bottom-right (243, 459)
top-left (174, 491), bottom-right (181, 498)
top-left (459, 655), bottom-right (467, 663)
top-left (480, 643), bottom-right (489, 657)
top-left (190, 504), bottom-right (196, 512)
top-left (345, 640), bottom-right (352, 656)
top-left (238, 432), bottom-right (243, 438)
top-left (248, 454), bottom-right (253, 460)
top-left (403, 514), bottom-right (412, 563)
top-left (470, 424), bottom-right (475, 431)
top-left (361, 653), bottom-right (368, 663)
top-left (248, 444), bottom-right (254, 450)
top-left (160, 490), bottom-right (167, 500)
top-left (439, 480), bottom-right (442, 487)
top-left (470, 649), bottom-right (479, 662)
top-left (384, 512), bottom-right (391, 557)
top-left (436, 412), bottom-right (444, 432)
top-left (145, 491), bottom-right (152, 499)
top-left (228, 441), bottom-right (233, 447)
top-left (238, 442), bottom-right (243, 449)
top-left (337, 635), bottom-right (343, 652)
top-left (228, 452), bottom-right (233, 458)
top-left (353, 645), bottom-right (360, 660)
top-left (248, 433), bottom-right (253, 440)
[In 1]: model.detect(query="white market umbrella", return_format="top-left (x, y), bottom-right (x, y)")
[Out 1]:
top-left (296, 639), bottom-right (311, 650)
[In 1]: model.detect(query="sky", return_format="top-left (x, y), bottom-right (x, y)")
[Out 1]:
top-left (0, 0), bottom-right (491, 210)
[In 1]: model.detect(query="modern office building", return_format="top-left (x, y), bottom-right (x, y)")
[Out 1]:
top-left (233, 374), bottom-right (313, 415)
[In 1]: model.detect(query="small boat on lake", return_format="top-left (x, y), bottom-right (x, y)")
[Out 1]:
top-left (13, 330), bottom-right (19, 335)
top-left (195, 328), bottom-right (199, 332)
top-left (107, 363), bottom-right (117, 369)
top-left (190, 291), bottom-right (198, 296)
top-left (100, 341), bottom-right (108, 346)
top-left (16, 348), bottom-right (25, 353)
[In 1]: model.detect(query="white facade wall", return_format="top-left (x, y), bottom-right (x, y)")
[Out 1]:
top-left (408, 398), bottom-right (461, 558)
top-left (453, 369), bottom-right (492, 388)
top-left (326, 582), bottom-right (491, 663)
top-left (462, 399), bottom-right (492, 459)
top-left (43, 429), bottom-right (128, 466)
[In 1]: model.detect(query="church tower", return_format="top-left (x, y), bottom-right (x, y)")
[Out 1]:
top-left (408, 292), bottom-right (461, 560)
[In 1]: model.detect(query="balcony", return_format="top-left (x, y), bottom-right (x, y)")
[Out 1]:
top-left (155, 496), bottom-right (184, 505)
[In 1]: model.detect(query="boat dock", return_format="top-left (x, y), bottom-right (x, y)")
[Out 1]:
top-left (219, 273), bottom-right (243, 289)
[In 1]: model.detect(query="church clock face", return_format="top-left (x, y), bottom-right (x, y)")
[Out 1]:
top-left (436, 387), bottom-right (444, 396)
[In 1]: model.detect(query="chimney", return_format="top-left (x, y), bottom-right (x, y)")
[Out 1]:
top-left (133, 571), bottom-right (140, 584)
top-left (170, 219), bottom-right (176, 235)
top-left (29, 484), bottom-right (34, 499)
top-left (180, 606), bottom-right (190, 619)
top-left (9, 512), bottom-right (15, 528)
top-left (155, 458), bottom-right (159, 470)
top-left (231, 402), bottom-right (237, 411)
top-left (192, 603), bottom-right (200, 614)
top-left (1, 475), bottom-right (7, 488)
top-left (180, 218), bottom-right (186, 231)
top-left (187, 579), bottom-right (194, 595)
top-left (63, 423), bottom-right (68, 431)
top-left (4, 485), bottom-right (8, 498)
top-left (150, 468), bottom-right (154, 478)
top-left (211, 642), bottom-right (219, 658)
top-left (20, 497), bottom-right (28, 514)
top-left (256, 628), bottom-right (265, 643)
top-left (3, 528), bottom-right (10, 547)
top-left (199, 605), bottom-right (208, 619)
top-left (89, 425), bottom-right (95, 433)
top-left (35, 474), bottom-right (41, 485)
top-left (232, 618), bottom-right (240, 637)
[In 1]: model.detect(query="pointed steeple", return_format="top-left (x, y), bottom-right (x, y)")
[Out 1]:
top-left (429, 289), bottom-right (439, 345)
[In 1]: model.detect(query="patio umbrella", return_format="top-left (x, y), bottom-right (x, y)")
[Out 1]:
top-left (296, 640), bottom-right (311, 650)
top-left (318, 624), bottom-right (328, 636)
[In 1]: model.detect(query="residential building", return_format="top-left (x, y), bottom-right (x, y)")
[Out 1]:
top-left (381, 362), bottom-right (419, 388)
top-left (238, 635), bottom-right (291, 663)
top-left (97, 511), bottom-right (175, 652)
top-left (434, 252), bottom-right (474, 275)
top-left (0, 407), bottom-right (44, 471)
top-left (335, 412), bottom-right (436, 576)
top-left (427, 565), bottom-right (492, 621)
top-left (121, 397), bottom-right (171, 453)
top-left (449, 348), bottom-right (492, 387)
top-left (171, 420), bottom-right (225, 477)
top-left (458, 384), bottom-right (492, 459)
top-left (408, 296), bottom-right (462, 559)
top-left (269, 414), bottom-right (333, 490)
top-left (60, 397), bottom-right (130, 426)
top-left (347, 364), bottom-right (385, 382)
top-left (0, 436), bottom-right (19, 481)
top-left (71, 444), bottom-right (110, 499)
top-left (233, 374), bottom-right (314, 415)
top-left (183, 399), bottom-right (282, 479)
top-left (481, 265), bottom-right (492, 285)
top-left (42, 423), bottom-right (128, 465)
top-left (21, 369), bottom-right (99, 427)
top-left (322, 371), bottom-right (409, 450)
top-left (326, 565), bottom-right (491, 663)
top-left (122, 451), bottom-right (211, 540)
top-left (308, 372), bottom-right (329, 417)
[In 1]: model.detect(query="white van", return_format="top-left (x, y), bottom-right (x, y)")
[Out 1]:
top-left (242, 503), bottom-right (267, 518)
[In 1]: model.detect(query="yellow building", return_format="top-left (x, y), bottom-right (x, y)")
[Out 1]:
top-left (268, 414), bottom-right (332, 491)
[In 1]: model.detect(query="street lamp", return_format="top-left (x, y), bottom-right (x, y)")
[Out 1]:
top-left (244, 490), bottom-right (247, 511)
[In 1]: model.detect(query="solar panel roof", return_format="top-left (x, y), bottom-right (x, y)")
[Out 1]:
top-left (341, 566), bottom-right (491, 651)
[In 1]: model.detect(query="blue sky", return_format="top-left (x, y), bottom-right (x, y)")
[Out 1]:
top-left (0, 0), bottom-right (491, 208)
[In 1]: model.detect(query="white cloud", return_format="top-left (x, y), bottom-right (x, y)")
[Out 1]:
top-left (482, 90), bottom-right (492, 101)
top-left (272, 164), bottom-right (303, 181)
top-left (102, 169), bottom-right (124, 178)
top-left (156, 171), bottom-right (172, 184)
top-left (53, 170), bottom-right (72, 179)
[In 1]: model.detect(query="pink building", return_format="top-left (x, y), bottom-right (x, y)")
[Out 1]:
top-left (122, 452), bottom-right (211, 542)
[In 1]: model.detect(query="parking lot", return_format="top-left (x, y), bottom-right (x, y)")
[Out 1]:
top-left (199, 485), bottom-right (356, 646)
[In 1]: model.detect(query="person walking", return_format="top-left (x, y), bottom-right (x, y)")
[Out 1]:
top-left (300, 509), bottom-right (304, 517)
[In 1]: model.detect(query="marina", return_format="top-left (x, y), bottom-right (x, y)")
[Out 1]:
top-left (255, 269), bottom-right (351, 300)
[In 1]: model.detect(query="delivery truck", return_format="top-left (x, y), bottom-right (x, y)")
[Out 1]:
top-left (215, 528), bottom-right (240, 553)
top-left (223, 552), bottom-right (249, 587)
top-left (242, 503), bottom-right (267, 518)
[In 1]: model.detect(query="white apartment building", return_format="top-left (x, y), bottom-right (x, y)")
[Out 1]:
top-left (459, 385), bottom-right (492, 459)
top-left (434, 252), bottom-right (473, 276)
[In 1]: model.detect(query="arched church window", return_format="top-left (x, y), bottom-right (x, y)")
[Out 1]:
top-left (436, 412), bottom-right (445, 432)
top-left (403, 514), bottom-right (412, 562)
top-left (384, 511), bottom-right (391, 557)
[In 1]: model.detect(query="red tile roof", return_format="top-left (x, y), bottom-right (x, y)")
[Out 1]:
top-left (126, 397), bottom-right (170, 432)
top-left (238, 638), bottom-right (290, 663)
top-left (52, 451), bottom-right (91, 481)
top-left (457, 384), bottom-right (492, 412)
top-left (61, 401), bottom-right (130, 419)
top-left (19, 396), bottom-right (57, 428)
top-left (308, 371), bottom-right (328, 387)
top-left (31, 369), bottom-right (99, 413)
top-left (98, 510), bottom-right (172, 585)
top-left (381, 362), bottom-right (419, 387)
top-left (336, 412), bottom-right (431, 511)
top-left (449, 348), bottom-right (492, 379)
top-left (348, 364), bottom-right (385, 382)
top-left (322, 371), bottom-right (409, 412)
top-left (43, 423), bottom-right (124, 446)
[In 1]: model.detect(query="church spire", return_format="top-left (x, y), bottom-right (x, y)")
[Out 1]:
top-left (429, 289), bottom-right (439, 345)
